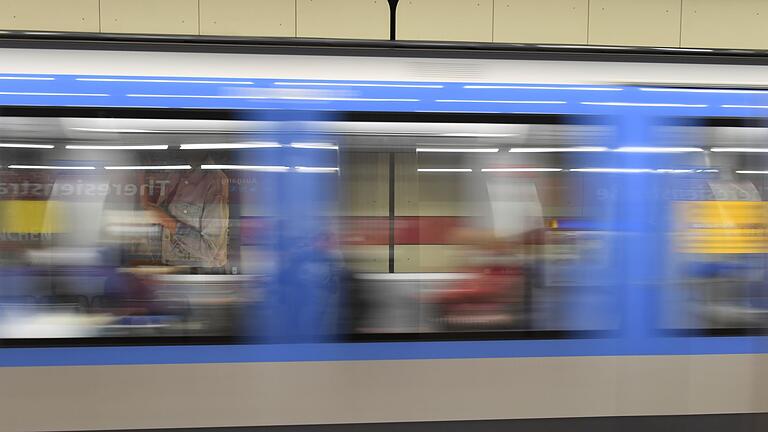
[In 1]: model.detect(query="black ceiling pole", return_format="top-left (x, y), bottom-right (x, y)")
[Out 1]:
top-left (388, 0), bottom-right (399, 41)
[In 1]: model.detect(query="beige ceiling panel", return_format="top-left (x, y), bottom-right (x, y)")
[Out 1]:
top-left (682, 0), bottom-right (768, 49)
top-left (494, 0), bottom-right (588, 44)
top-left (0, 0), bottom-right (99, 32)
top-left (589, 0), bottom-right (681, 47)
top-left (398, 0), bottom-right (493, 42)
top-left (297, 0), bottom-right (388, 40)
top-left (200, 0), bottom-right (295, 37)
top-left (100, 0), bottom-right (199, 35)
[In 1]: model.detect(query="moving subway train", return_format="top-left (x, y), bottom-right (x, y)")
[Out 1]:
top-left (1, 34), bottom-right (768, 431)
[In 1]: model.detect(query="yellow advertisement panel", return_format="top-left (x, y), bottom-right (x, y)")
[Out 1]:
top-left (676, 201), bottom-right (768, 254)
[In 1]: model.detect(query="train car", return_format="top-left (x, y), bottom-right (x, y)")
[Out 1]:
top-left (1, 33), bottom-right (768, 432)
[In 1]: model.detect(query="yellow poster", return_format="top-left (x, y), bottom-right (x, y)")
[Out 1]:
top-left (676, 201), bottom-right (768, 254)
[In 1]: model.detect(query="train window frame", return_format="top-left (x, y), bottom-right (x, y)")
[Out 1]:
top-left (0, 106), bottom-right (615, 347)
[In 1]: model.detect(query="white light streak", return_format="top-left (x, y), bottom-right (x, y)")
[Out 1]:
top-left (202, 164), bottom-right (290, 172)
top-left (417, 147), bottom-right (499, 153)
top-left (508, 146), bottom-right (607, 153)
top-left (417, 168), bottom-right (473, 172)
top-left (482, 168), bottom-right (562, 172)
top-left (104, 165), bottom-right (191, 170)
top-left (180, 142), bottom-right (281, 150)
top-left (8, 165), bottom-right (95, 170)
top-left (66, 144), bottom-right (168, 150)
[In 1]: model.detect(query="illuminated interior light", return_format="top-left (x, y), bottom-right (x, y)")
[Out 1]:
top-left (295, 166), bottom-right (339, 173)
top-left (463, 85), bottom-right (623, 91)
top-left (273, 82), bottom-right (443, 88)
top-left (482, 168), bottom-right (562, 172)
top-left (736, 170), bottom-right (768, 174)
top-left (201, 164), bottom-right (290, 172)
top-left (104, 165), bottom-right (192, 170)
top-left (615, 146), bottom-right (704, 153)
top-left (417, 147), bottom-right (499, 153)
top-left (8, 165), bottom-right (95, 170)
top-left (571, 168), bottom-right (701, 174)
top-left (66, 144), bottom-right (168, 150)
top-left (508, 146), bottom-right (607, 153)
top-left (710, 147), bottom-right (768, 153)
top-left (290, 143), bottom-right (339, 150)
top-left (77, 78), bottom-right (254, 84)
top-left (417, 168), bottom-right (473, 172)
top-left (0, 143), bottom-right (54, 149)
top-left (581, 102), bottom-right (707, 107)
top-left (436, 99), bottom-right (567, 104)
top-left (180, 142), bottom-right (281, 150)
top-left (571, 168), bottom-right (653, 173)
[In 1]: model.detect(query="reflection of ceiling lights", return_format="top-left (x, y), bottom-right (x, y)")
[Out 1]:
top-left (66, 144), bottom-right (168, 150)
top-left (615, 146), bottom-right (704, 153)
top-left (710, 147), bottom-right (768, 153)
top-left (482, 168), bottom-right (562, 172)
top-left (181, 142), bottom-right (281, 150)
top-left (570, 168), bottom-right (717, 174)
top-left (571, 168), bottom-right (654, 173)
top-left (508, 146), bottom-right (607, 152)
top-left (417, 168), bottom-right (472, 172)
top-left (8, 164), bottom-right (95, 170)
top-left (295, 166), bottom-right (339, 173)
top-left (104, 165), bottom-right (191, 170)
top-left (417, 148), bottom-right (499, 153)
top-left (290, 143), bottom-right (338, 150)
top-left (737, 170), bottom-right (768, 174)
top-left (201, 164), bottom-right (290, 172)
top-left (0, 143), bottom-right (54, 149)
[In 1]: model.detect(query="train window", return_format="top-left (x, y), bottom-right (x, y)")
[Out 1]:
top-left (338, 121), bottom-right (619, 338)
top-left (662, 124), bottom-right (768, 334)
top-left (0, 114), bottom-right (618, 344)
top-left (0, 116), bottom-right (255, 343)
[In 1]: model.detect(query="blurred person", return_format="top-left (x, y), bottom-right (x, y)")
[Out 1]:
top-left (430, 172), bottom-right (543, 329)
top-left (141, 153), bottom-right (230, 272)
top-left (431, 227), bottom-right (525, 329)
top-left (102, 265), bottom-right (156, 315)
